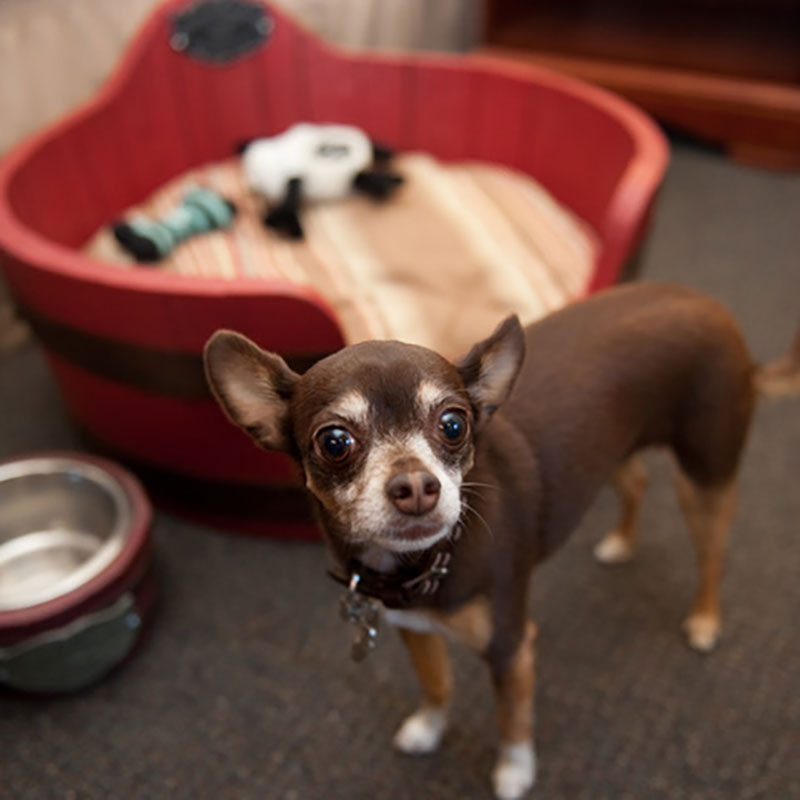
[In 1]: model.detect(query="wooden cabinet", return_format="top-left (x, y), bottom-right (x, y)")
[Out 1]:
top-left (482, 1), bottom-right (800, 168)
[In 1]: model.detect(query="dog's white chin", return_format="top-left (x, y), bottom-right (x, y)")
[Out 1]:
top-left (372, 524), bottom-right (452, 553)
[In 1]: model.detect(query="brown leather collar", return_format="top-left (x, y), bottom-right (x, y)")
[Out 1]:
top-left (327, 527), bottom-right (462, 609)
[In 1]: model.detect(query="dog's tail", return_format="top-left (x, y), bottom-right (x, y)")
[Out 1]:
top-left (755, 325), bottom-right (800, 397)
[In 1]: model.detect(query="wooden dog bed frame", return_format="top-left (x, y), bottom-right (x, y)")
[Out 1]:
top-left (0, 0), bottom-right (667, 537)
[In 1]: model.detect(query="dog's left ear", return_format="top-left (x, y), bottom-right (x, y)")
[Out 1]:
top-left (456, 315), bottom-right (525, 427)
top-left (204, 330), bottom-right (300, 452)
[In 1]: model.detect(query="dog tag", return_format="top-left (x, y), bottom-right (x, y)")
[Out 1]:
top-left (338, 573), bottom-right (380, 662)
top-left (351, 618), bottom-right (379, 662)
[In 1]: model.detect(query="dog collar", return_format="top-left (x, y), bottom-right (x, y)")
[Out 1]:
top-left (327, 528), bottom-right (460, 608)
top-left (327, 528), bottom-right (462, 661)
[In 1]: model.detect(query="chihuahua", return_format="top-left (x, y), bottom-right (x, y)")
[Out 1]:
top-left (204, 282), bottom-right (798, 800)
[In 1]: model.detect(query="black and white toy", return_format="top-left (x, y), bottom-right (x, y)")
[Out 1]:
top-left (241, 123), bottom-right (404, 239)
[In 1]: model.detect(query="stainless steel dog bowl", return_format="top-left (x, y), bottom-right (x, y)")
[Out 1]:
top-left (0, 457), bottom-right (133, 611)
top-left (0, 453), bottom-right (154, 693)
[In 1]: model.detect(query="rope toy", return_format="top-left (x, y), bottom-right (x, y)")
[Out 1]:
top-left (112, 186), bottom-right (236, 263)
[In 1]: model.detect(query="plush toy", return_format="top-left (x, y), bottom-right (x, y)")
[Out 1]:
top-left (112, 186), bottom-right (236, 263)
top-left (241, 123), bottom-right (404, 239)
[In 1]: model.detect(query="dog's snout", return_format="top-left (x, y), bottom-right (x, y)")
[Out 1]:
top-left (386, 470), bottom-right (441, 516)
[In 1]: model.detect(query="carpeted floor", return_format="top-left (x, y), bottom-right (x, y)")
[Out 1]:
top-left (1, 141), bottom-right (799, 800)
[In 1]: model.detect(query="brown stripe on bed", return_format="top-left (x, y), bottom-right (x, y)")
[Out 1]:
top-left (19, 304), bottom-right (329, 400)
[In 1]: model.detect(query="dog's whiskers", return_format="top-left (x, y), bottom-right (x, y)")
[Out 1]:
top-left (460, 487), bottom-right (485, 504)
top-left (461, 480), bottom-right (499, 492)
top-left (460, 498), bottom-right (494, 539)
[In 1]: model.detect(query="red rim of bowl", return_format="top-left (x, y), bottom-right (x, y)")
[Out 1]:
top-left (0, 451), bottom-right (153, 629)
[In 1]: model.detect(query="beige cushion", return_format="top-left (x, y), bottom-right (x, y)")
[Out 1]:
top-left (86, 153), bottom-right (598, 356)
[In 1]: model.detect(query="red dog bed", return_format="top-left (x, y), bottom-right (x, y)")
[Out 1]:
top-left (0, 0), bottom-right (667, 537)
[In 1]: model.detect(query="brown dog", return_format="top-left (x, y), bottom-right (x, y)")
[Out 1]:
top-left (204, 282), bottom-right (797, 799)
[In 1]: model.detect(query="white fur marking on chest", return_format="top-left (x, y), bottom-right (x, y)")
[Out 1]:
top-left (383, 608), bottom-right (439, 634)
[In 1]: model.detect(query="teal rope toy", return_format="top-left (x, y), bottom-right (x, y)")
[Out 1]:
top-left (112, 187), bottom-right (237, 263)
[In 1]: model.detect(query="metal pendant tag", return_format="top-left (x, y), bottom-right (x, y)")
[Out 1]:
top-left (338, 573), bottom-right (380, 662)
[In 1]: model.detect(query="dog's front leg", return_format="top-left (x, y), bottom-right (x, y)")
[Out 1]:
top-left (393, 628), bottom-right (452, 754)
top-left (490, 620), bottom-right (538, 800)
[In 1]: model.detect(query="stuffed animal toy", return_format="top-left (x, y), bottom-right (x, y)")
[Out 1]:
top-left (240, 123), bottom-right (404, 239)
top-left (112, 186), bottom-right (236, 263)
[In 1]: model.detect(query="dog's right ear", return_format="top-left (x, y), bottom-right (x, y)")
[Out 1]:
top-left (204, 330), bottom-right (300, 452)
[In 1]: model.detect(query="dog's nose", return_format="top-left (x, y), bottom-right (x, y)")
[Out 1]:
top-left (386, 470), bottom-right (441, 516)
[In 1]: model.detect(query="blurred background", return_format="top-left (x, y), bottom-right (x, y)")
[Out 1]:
top-left (2, 0), bottom-right (798, 161)
top-left (1, 0), bottom-right (799, 350)
top-left (1, 2), bottom-right (798, 799)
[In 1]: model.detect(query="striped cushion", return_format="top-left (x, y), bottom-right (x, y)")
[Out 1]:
top-left (86, 153), bottom-right (598, 356)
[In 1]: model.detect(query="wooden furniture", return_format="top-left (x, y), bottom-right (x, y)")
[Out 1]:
top-left (484, 0), bottom-right (800, 168)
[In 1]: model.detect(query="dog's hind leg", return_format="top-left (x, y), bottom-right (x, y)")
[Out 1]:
top-left (393, 629), bottom-right (452, 754)
top-left (594, 455), bottom-right (648, 564)
top-left (670, 321), bottom-right (753, 652)
top-left (675, 472), bottom-right (738, 652)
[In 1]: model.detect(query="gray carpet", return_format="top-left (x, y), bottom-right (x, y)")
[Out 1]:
top-left (1, 141), bottom-right (799, 800)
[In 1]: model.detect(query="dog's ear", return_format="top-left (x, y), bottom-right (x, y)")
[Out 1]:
top-left (456, 315), bottom-right (525, 427)
top-left (204, 330), bottom-right (300, 452)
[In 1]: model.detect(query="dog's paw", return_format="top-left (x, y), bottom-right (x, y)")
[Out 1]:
top-left (492, 741), bottom-right (536, 800)
top-left (393, 707), bottom-right (447, 754)
top-left (683, 613), bottom-right (720, 653)
top-left (593, 531), bottom-right (634, 564)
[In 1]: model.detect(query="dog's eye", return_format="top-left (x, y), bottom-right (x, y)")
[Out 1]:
top-left (439, 410), bottom-right (468, 444)
top-left (316, 427), bottom-right (356, 463)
